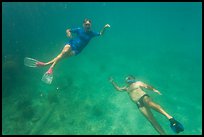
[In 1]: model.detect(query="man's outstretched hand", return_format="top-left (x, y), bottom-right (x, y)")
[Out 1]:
top-left (104, 24), bottom-right (111, 28)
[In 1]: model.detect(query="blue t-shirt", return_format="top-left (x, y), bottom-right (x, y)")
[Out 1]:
top-left (68, 27), bottom-right (100, 55)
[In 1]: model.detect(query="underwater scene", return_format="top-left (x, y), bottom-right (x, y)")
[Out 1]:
top-left (2, 2), bottom-right (202, 135)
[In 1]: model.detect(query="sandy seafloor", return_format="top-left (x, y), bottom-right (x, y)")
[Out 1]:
top-left (2, 2), bottom-right (202, 135)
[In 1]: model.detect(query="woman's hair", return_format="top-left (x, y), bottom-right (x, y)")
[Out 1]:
top-left (125, 75), bottom-right (135, 80)
top-left (83, 18), bottom-right (92, 24)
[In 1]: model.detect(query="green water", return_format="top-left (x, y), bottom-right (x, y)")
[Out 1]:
top-left (2, 2), bottom-right (202, 135)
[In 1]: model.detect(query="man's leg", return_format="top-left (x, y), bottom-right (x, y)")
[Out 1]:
top-left (45, 44), bottom-right (73, 70)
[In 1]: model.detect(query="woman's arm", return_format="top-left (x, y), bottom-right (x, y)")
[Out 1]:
top-left (109, 77), bottom-right (127, 92)
top-left (139, 81), bottom-right (162, 95)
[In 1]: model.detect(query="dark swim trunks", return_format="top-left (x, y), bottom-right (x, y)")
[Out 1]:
top-left (136, 94), bottom-right (150, 108)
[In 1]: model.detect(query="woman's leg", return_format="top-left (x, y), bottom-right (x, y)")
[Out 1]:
top-left (139, 106), bottom-right (166, 135)
top-left (143, 96), bottom-right (173, 120)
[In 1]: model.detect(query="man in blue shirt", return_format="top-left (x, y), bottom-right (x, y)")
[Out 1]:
top-left (24, 18), bottom-right (110, 84)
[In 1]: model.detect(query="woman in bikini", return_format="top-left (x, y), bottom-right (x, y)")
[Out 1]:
top-left (109, 75), bottom-right (184, 135)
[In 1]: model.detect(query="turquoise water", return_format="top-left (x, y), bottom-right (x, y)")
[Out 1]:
top-left (2, 2), bottom-right (202, 135)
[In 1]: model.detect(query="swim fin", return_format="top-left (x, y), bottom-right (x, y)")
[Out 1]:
top-left (169, 117), bottom-right (184, 133)
top-left (24, 57), bottom-right (45, 67)
top-left (41, 68), bottom-right (53, 84)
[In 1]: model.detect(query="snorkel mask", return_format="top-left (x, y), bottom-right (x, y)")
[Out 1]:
top-left (126, 79), bottom-right (136, 84)
top-left (125, 76), bottom-right (136, 84)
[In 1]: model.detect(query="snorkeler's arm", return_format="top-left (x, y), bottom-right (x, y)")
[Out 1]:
top-left (66, 28), bottom-right (80, 38)
top-left (111, 81), bottom-right (127, 92)
top-left (66, 29), bottom-right (72, 38)
top-left (99, 24), bottom-right (111, 35)
top-left (139, 81), bottom-right (162, 95)
top-left (109, 77), bottom-right (127, 92)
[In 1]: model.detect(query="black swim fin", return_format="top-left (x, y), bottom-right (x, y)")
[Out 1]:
top-left (169, 117), bottom-right (184, 133)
